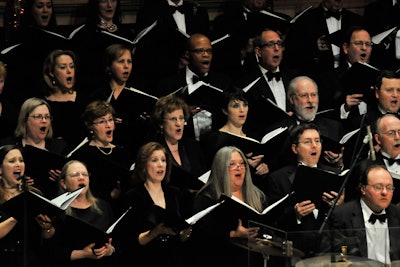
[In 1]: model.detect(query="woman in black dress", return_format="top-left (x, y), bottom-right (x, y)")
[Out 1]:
top-left (114, 142), bottom-right (193, 267)
top-left (69, 100), bottom-right (133, 214)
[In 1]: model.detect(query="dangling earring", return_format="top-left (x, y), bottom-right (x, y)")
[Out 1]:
top-left (52, 79), bottom-right (56, 85)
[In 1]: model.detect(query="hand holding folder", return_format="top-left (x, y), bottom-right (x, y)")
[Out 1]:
top-left (61, 206), bottom-right (132, 249)
top-left (0, 186), bottom-right (85, 221)
top-left (293, 165), bottom-right (349, 209)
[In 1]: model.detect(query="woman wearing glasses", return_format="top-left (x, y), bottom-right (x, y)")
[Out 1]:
top-left (69, 100), bottom-right (133, 214)
top-left (0, 97), bottom-right (68, 198)
top-left (189, 146), bottom-right (268, 267)
top-left (44, 159), bottom-right (118, 267)
top-left (151, 94), bottom-right (208, 195)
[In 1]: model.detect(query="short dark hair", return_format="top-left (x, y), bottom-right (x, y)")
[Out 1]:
top-left (254, 28), bottom-right (282, 48)
top-left (375, 69), bottom-right (400, 89)
top-left (359, 163), bottom-right (388, 186)
top-left (289, 123), bottom-right (320, 144)
top-left (343, 25), bottom-right (369, 45)
top-left (220, 89), bottom-right (248, 111)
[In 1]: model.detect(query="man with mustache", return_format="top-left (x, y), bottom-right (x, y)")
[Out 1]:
top-left (263, 76), bottom-right (345, 172)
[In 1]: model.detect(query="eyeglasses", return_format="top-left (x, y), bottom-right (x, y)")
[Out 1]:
top-left (228, 161), bottom-right (246, 170)
top-left (260, 41), bottom-right (284, 49)
top-left (189, 48), bottom-right (213, 55)
top-left (294, 93), bottom-right (318, 99)
top-left (67, 172), bottom-right (90, 178)
top-left (297, 139), bottom-right (322, 146)
top-left (366, 184), bottom-right (395, 192)
top-left (29, 114), bottom-right (52, 121)
top-left (93, 117), bottom-right (114, 126)
top-left (165, 116), bottom-right (185, 123)
top-left (382, 130), bottom-right (400, 138)
top-left (350, 41), bottom-right (373, 48)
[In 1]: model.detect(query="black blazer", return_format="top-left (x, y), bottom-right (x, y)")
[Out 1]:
top-left (328, 199), bottom-right (400, 261)
top-left (267, 163), bottom-right (343, 258)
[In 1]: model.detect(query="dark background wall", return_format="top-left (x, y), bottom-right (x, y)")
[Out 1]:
top-left (0, 0), bottom-right (377, 27)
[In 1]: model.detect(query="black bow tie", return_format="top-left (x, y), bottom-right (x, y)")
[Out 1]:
top-left (369, 213), bottom-right (387, 224)
top-left (325, 10), bottom-right (341, 20)
top-left (192, 75), bottom-right (208, 84)
top-left (297, 118), bottom-right (314, 124)
top-left (265, 71), bottom-right (281, 81)
top-left (169, 5), bottom-right (186, 14)
top-left (382, 155), bottom-right (400, 166)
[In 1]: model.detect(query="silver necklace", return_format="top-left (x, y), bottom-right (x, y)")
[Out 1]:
top-left (98, 18), bottom-right (118, 32)
top-left (95, 144), bottom-right (113, 155)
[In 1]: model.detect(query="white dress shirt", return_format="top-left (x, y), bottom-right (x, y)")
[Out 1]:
top-left (361, 199), bottom-right (390, 264)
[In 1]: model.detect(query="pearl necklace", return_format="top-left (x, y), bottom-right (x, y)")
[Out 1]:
top-left (95, 144), bottom-right (113, 155)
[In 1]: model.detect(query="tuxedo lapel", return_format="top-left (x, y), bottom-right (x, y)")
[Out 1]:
top-left (351, 203), bottom-right (368, 257)
top-left (254, 75), bottom-right (277, 102)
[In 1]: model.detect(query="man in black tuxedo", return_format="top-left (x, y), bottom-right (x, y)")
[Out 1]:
top-left (316, 25), bottom-right (374, 113)
top-left (211, 0), bottom-right (292, 79)
top-left (156, 33), bottom-right (235, 142)
top-left (235, 28), bottom-right (301, 137)
top-left (132, 0), bottom-right (211, 92)
top-left (327, 164), bottom-right (400, 265)
top-left (267, 123), bottom-right (345, 259)
top-left (284, 0), bottom-right (364, 77)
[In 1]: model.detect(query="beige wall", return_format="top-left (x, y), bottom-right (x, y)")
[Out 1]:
top-left (0, 0), bottom-right (377, 27)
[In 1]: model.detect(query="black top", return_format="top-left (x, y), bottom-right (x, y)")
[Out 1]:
top-left (45, 94), bottom-right (88, 151)
top-left (89, 85), bottom-right (158, 159)
top-left (0, 199), bottom-right (47, 267)
top-left (45, 198), bottom-right (117, 267)
top-left (158, 136), bottom-right (208, 193)
top-left (69, 143), bottom-right (133, 213)
top-left (115, 184), bottom-right (192, 267)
